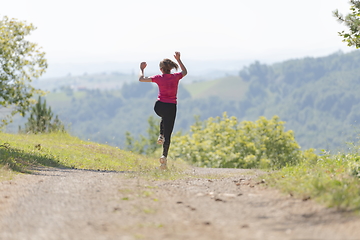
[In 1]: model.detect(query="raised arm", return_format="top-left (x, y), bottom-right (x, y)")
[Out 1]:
top-left (139, 62), bottom-right (152, 82)
top-left (174, 52), bottom-right (187, 77)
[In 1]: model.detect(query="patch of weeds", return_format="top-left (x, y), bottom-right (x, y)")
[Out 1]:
top-left (134, 233), bottom-right (145, 239)
top-left (0, 164), bottom-right (16, 181)
top-left (156, 223), bottom-right (164, 228)
top-left (140, 190), bottom-right (153, 198)
top-left (264, 148), bottom-right (360, 212)
top-left (142, 208), bottom-right (156, 214)
top-left (118, 189), bottom-right (134, 194)
top-left (137, 222), bottom-right (164, 229)
top-left (130, 163), bottom-right (191, 181)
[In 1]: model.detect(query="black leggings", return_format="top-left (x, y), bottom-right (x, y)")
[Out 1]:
top-left (154, 101), bottom-right (177, 158)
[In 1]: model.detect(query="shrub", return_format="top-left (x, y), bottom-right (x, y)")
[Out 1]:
top-left (171, 113), bottom-right (304, 169)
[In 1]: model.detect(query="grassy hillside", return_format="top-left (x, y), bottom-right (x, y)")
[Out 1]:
top-left (184, 76), bottom-right (249, 101)
top-left (0, 132), bottom-right (188, 180)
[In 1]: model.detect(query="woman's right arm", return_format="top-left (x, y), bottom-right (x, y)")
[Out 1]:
top-left (139, 62), bottom-right (152, 82)
top-left (174, 52), bottom-right (187, 77)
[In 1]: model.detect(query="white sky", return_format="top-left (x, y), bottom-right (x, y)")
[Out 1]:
top-left (0, 0), bottom-right (356, 75)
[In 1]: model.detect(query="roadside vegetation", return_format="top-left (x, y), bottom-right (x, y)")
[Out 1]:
top-left (264, 144), bottom-right (360, 211)
top-left (170, 113), bottom-right (311, 169)
top-left (0, 132), bottom-right (189, 181)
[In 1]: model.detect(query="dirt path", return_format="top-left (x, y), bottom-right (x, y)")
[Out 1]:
top-left (0, 167), bottom-right (359, 240)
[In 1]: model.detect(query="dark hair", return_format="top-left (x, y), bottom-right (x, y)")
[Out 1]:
top-left (159, 58), bottom-right (178, 74)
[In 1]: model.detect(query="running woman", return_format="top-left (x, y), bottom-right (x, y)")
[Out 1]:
top-left (139, 52), bottom-right (187, 169)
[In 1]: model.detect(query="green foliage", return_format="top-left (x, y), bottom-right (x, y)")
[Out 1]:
top-left (121, 81), bottom-right (156, 99)
top-left (0, 16), bottom-right (47, 125)
top-left (125, 116), bottom-right (160, 156)
top-left (20, 96), bottom-right (65, 134)
top-left (171, 113), bottom-right (303, 169)
top-left (239, 61), bottom-right (274, 85)
top-left (265, 142), bottom-right (360, 211)
top-left (334, 0), bottom-right (360, 48)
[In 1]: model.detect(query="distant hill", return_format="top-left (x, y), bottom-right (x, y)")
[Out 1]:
top-left (7, 50), bottom-right (360, 152)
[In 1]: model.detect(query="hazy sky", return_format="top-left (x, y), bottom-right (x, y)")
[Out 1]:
top-left (1, 0), bottom-right (356, 74)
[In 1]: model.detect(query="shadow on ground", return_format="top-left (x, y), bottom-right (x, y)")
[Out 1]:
top-left (0, 143), bottom-right (66, 173)
top-left (29, 166), bottom-right (134, 176)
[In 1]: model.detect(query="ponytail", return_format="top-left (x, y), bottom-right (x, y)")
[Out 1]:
top-left (159, 59), bottom-right (179, 74)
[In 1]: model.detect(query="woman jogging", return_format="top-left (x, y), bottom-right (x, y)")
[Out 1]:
top-left (139, 52), bottom-right (187, 170)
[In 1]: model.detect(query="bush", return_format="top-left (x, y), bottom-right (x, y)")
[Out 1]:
top-left (171, 113), bottom-right (304, 169)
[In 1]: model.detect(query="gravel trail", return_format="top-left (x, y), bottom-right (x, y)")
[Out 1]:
top-left (0, 167), bottom-right (360, 240)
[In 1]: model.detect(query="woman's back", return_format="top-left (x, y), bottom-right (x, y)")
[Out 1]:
top-left (151, 72), bottom-right (183, 104)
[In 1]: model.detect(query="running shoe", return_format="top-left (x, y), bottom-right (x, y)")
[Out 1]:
top-left (157, 135), bottom-right (165, 145)
top-left (159, 155), bottom-right (167, 170)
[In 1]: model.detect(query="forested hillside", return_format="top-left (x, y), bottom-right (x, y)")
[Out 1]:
top-left (237, 50), bottom-right (360, 150)
top-left (8, 50), bottom-right (360, 151)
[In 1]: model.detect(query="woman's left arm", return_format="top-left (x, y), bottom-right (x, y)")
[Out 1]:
top-left (139, 62), bottom-right (152, 82)
top-left (174, 52), bottom-right (187, 77)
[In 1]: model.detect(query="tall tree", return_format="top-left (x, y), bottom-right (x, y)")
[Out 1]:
top-left (333, 0), bottom-right (360, 48)
top-left (20, 96), bottom-right (65, 134)
top-left (0, 16), bottom-right (47, 126)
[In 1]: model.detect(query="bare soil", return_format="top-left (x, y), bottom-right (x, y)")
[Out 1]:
top-left (0, 167), bottom-right (360, 240)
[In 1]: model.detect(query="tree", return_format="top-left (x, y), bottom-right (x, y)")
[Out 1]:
top-left (239, 61), bottom-right (273, 85)
top-left (125, 116), bottom-right (160, 156)
top-left (0, 16), bottom-right (47, 126)
top-left (333, 0), bottom-right (360, 48)
top-left (20, 96), bottom-right (65, 134)
top-left (121, 82), bottom-right (154, 99)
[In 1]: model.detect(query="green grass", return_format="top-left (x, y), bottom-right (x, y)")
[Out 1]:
top-left (45, 92), bottom-right (86, 108)
top-left (0, 132), bottom-right (189, 179)
top-left (264, 148), bottom-right (360, 211)
top-left (183, 76), bottom-right (249, 101)
top-left (0, 164), bottom-right (16, 181)
top-left (184, 79), bottom-right (219, 97)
